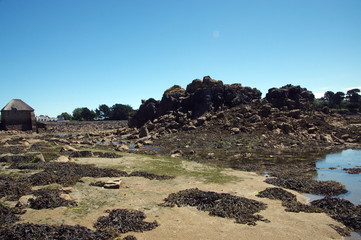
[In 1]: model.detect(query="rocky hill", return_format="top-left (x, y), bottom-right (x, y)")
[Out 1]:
top-left (128, 76), bottom-right (261, 128)
top-left (125, 76), bottom-right (360, 161)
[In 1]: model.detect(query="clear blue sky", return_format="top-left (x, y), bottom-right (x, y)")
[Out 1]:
top-left (1, 0), bottom-right (360, 117)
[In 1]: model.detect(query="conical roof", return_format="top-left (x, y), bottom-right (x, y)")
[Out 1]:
top-left (1, 99), bottom-right (34, 111)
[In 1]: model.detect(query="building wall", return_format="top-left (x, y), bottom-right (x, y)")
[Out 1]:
top-left (1, 110), bottom-right (36, 131)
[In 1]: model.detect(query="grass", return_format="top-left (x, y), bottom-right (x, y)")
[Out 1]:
top-left (129, 154), bottom-right (241, 184)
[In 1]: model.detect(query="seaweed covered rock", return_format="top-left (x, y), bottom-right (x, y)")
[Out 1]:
top-left (343, 167), bottom-right (361, 174)
top-left (0, 223), bottom-right (115, 240)
top-left (310, 197), bottom-right (361, 231)
top-left (256, 187), bottom-right (297, 202)
top-left (256, 187), bottom-right (321, 213)
top-left (94, 209), bottom-right (158, 233)
top-left (28, 188), bottom-right (77, 209)
top-left (265, 84), bottom-right (314, 110)
top-left (265, 177), bottom-right (347, 196)
top-left (0, 177), bottom-right (32, 201)
top-left (11, 162), bottom-right (129, 186)
top-left (0, 153), bottom-right (45, 163)
top-left (160, 188), bottom-right (267, 225)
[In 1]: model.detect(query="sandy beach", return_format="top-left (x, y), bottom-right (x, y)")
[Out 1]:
top-left (16, 155), bottom-right (344, 240)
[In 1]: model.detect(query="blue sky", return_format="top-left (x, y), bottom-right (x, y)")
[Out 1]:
top-left (1, 0), bottom-right (360, 117)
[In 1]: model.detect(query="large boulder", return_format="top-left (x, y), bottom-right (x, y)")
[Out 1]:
top-left (183, 76), bottom-right (225, 118)
top-left (157, 85), bottom-right (186, 116)
top-left (265, 85), bottom-right (314, 110)
top-left (128, 98), bottom-right (159, 128)
top-left (224, 84), bottom-right (262, 107)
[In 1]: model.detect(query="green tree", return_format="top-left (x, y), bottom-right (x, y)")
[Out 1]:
top-left (72, 107), bottom-right (96, 121)
top-left (110, 104), bottom-right (135, 120)
top-left (72, 108), bottom-right (83, 121)
top-left (57, 112), bottom-right (72, 120)
top-left (95, 104), bottom-right (111, 120)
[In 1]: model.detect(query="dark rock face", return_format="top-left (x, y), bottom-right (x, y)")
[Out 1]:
top-left (129, 76), bottom-right (261, 128)
top-left (129, 98), bottom-right (159, 129)
top-left (265, 84), bottom-right (314, 110)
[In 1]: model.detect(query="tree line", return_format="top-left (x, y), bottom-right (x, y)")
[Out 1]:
top-left (57, 104), bottom-right (135, 121)
top-left (315, 88), bottom-right (361, 113)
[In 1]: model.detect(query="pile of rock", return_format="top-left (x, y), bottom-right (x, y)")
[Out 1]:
top-left (129, 76), bottom-right (261, 128)
top-left (265, 84), bottom-right (315, 110)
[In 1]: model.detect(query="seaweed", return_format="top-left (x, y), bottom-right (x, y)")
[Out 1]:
top-left (0, 223), bottom-right (115, 240)
top-left (160, 188), bottom-right (268, 225)
top-left (343, 168), bottom-right (361, 174)
top-left (0, 204), bottom-right (21, 227)
top-left (89, 181), bottom-right (106, 187)
top-left (11, 162), bottom-right (129, 186)
top-left (256, 187), bottom-right (321, 213)
top-left (128, 171), bottom-right (175, 180)
top-left (0, 177), bottom-right (32, 201)
top-left (264, 177), bottom-right (347, 196)
top-left (310, 197), bottom-right (361, 232)
top-left (94, 209), bottom-right (158, 233)
top-left (28, 188), bottom-right (77, 209)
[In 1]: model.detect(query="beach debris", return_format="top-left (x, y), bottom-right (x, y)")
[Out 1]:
top-left (160, 188), bottom-right (268, 225)
top-left (94, 209), bottom-right (159, 233)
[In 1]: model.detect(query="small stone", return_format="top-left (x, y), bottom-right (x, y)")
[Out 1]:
top-left (139, 126), bottom-right (150, 138)
top-left (115, 144), bottom-right (129, 151)
top-left (56, 156), bottom-right (71, 162)
top-left (60, 145), bottom-right (78, 152)
top-left (231, 128), bottom-right (240, 134)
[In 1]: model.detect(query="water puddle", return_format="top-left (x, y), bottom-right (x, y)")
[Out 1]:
top-left (304, 149), bottom-right (361, 239)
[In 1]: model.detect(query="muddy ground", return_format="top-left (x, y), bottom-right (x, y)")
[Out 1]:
top-left (0, 119), bottom-right (360, 239)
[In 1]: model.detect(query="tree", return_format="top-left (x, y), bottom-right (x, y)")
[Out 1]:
top-left (323, 91), bottom-right (335, 107)
top-left (110, 104), bottom-right (135, 120)
top-left (72, 107), bottom-right (96, 121)
top-left (72, 108), bottom-right (83, 121)
top-left (95, 104), bottom-right (111, 120)
top-left (58, 112), bottom-right (72, 120)
top-left (333, 92), bottom-right (345, 108)
top-left (346, 89), bottom-right (360, 103)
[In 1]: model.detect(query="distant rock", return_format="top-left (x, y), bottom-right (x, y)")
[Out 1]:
top-left (129, 76), bottom-right (261, 128)
top-left (265, 84), bottom-right (314, 110)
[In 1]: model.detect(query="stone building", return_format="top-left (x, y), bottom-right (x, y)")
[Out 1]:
top-left (0, 99), bottom-right (37, 131)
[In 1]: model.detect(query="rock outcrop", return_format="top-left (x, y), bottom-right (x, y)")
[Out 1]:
top-left (265, 84), bottom-right (315, 110)
top-left (129, 76), bottom-right (261, 128)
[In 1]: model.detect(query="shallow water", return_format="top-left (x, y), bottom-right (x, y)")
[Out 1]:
top-left (304, 149), bottom-right (361, 204)
top-left (304, 149), bottom-right (361, 239)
